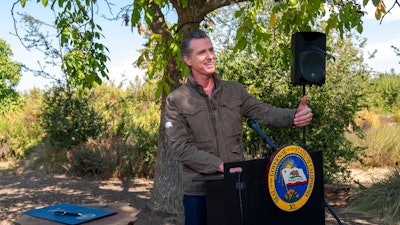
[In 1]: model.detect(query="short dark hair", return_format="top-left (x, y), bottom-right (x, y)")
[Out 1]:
top-left (180, 30), bottom-right (211, 58)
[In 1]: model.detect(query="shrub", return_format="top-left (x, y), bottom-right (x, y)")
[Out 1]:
top-left (368, 73), bottom-right (400, 113)
top-left (32, 81), bottom-right (159, 178)
top-left (55, 138), bottom-right (155, 178)
top-left (0, 89), bottom-right (44, 159)
top-left (40, 86), bottom-right (106, 149)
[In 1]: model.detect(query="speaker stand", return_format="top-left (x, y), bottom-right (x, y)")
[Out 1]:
top-left (302, 84), bottom-right (344, 225)
top-left (302, 85), bottom-right (307, 146)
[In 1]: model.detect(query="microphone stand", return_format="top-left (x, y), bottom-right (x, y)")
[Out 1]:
top-left (302, 84), bottom-right (344, 225)
top-left (246, 118), bottom-right (277, 158)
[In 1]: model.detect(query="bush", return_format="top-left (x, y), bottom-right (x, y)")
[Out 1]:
top-left (31, 81), bottom-right (159, 178)
top-left (63, 138), bottom-right (155, 178)
top-left (40, 86), bottom-right (106, 149)
top-left (368, 73), bottom-right (400, 113)
top-left (0, 89), bottom-right (44, 159)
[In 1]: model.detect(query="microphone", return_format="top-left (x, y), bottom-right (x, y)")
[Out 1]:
top-left (247, 118), bottom-right (278, 151)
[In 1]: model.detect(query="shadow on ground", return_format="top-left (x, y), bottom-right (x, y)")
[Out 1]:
top-left (0, 168), bottom-right (391, 225)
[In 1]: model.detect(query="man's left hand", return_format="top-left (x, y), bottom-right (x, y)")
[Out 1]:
top-left (294, 96), bottom-right (313, 127)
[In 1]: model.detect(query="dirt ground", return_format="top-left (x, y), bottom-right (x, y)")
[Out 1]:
top-left (0, 163), bottom-right (392, 225)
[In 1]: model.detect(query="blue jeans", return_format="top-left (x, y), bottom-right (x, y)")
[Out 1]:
top-left (183, 194), bottom-right (207, 225)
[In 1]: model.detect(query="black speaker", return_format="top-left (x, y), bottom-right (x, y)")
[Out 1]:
top-left (291, 32), bottom-right (326, 86)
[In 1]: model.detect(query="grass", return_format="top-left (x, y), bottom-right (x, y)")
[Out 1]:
top-left (26, 138), bottom-right (155, 179)
top-left (348, 170), bottom-right (400, 225)
top-left (348, 112), bottom-right (400, 167)
top-left (346, 111), bottom-right (400, 224)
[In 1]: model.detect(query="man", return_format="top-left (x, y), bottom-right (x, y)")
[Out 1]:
top-left (164, 30), bottom-right (313, 225)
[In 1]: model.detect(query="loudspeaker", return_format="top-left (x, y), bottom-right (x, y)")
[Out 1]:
top-left (291, 32), bottom-right (326, 86)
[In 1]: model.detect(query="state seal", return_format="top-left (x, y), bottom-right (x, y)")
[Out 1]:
top-left (266, 145), bottom-right (315, 212)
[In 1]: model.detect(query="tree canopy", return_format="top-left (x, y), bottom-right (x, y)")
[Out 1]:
top-left (0, 39), bottom-right (22, 113)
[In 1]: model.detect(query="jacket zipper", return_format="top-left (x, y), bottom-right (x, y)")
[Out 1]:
top-left (207, 96), bottom-right (219, 157)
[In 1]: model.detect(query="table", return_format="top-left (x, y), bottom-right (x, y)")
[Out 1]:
top-left (15, 203), bottom-right (138, 225)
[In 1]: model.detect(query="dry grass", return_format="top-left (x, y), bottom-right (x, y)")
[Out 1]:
top-left (346, 111), bottom-right (400, 225)
top-left (348, 170), bottom-right (400, 225)
top-left (348, 112), bottom-right (400, 167)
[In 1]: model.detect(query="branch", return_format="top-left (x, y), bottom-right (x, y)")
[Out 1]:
top-left (175, 0), bottom-right (249, 33)
top-left (11, 0), bottom-right (29, 50)
top-left (148, 2), bottom-right (169, 36)
top-left (379, 0), bottom-right (400, 24)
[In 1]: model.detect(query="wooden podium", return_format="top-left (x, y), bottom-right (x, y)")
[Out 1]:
top-left (197, 150), bottom-right (325, 225)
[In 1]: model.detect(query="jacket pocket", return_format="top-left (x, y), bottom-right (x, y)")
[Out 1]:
top-left (181, 106), bottom-right (213, 143)
top-left (226, 140), bottom-right (244, 162)
top-left (219, 100), bottom-right (242, 137)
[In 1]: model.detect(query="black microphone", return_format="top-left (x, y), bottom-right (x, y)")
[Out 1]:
top-left (247, 118), bottom-right (278, 151)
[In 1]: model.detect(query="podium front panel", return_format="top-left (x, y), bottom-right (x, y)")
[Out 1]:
top-left (205, 150), bottom-right (325, 225)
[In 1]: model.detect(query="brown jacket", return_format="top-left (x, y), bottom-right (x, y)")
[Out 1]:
top-left (164, 73), bottom-right (296, 195)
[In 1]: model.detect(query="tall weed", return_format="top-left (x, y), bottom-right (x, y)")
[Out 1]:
top-left (349, 170), bottom-right (400, 225)
top-left (47, 138), bottom-right (156, 178)
top-left (348, 113), bottom-right (400, 167)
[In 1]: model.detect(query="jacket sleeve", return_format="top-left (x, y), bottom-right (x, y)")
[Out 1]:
top-left (239, 84), bottom-right (297, 127)
top-left (164, 95), bottom-right (222, 174)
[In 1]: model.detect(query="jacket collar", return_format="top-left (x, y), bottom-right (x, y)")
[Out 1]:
top-left (187, 72), bottom-right (221, 96)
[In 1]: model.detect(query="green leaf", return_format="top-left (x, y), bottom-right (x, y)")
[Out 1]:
top-left (58, 0), bottom-right (65, 7)
top-left (181, 0), bottom-right (188, 7)
top-left (20, 0), bottom-right (26, 7)
top-left (42, 0), bottom-right (48, 7)
top-left (155, 84), bottom-right (162, 99)
top-left (372, 0), bottom-right (379, 6)
top-left (170, 42), bottom-right (179, 55)
top-left (357, 24), bottom-right (364, 34)
top-left (234, 38), bottom-right (247, 52)
top-left (289, 0), bottom-right (298, 6)
top-left (163, 80), bottom-right (170, 94)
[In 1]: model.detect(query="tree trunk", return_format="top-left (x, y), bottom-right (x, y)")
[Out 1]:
top-left (150, 98), bottom-right (184, 215)
top-left (148, 32), bottom-right (191, 217)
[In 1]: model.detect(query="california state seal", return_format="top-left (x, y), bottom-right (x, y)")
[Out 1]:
top-left (266, 145), bottom-right (315, 212)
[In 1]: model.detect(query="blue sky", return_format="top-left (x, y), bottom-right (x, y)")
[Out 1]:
top-left (361, 2), bottom-right (400, 74)
top-left (0, 0), bottom-right (146, 92)
top-left (0, 1), bottom-right (399, 92)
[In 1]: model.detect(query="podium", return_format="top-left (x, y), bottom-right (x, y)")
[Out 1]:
top-left (198, 150), bottom-right (325, 225)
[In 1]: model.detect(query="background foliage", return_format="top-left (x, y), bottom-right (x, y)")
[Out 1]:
top-left (1, 1), bottom-right (399, 183)
top-left (1, 79), bottom-right (159, 178)
top-left (0, 88), bottom-right (43, 158)
top-left (0, 39), bottom-right (22, 114)
top-left (210, 6), bottom-right (371, 183)
top-left (40, 85), bottom-right (106, 149)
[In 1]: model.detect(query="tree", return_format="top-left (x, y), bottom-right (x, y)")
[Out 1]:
top-left (0, 39), bottom-right (22, 113)
top-left (368, 72), bottom-right (400, 113)
top-left (16, 0), bottom-right (392, 215)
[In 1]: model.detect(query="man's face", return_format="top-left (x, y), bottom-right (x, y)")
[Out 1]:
top-left (183, 38), bottom-right (216, 78)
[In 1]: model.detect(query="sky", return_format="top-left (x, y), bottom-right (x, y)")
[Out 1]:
top-left (0, 1), bottom-right (399, 92)
top-left (0, 0), bottom-right (147, 92)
